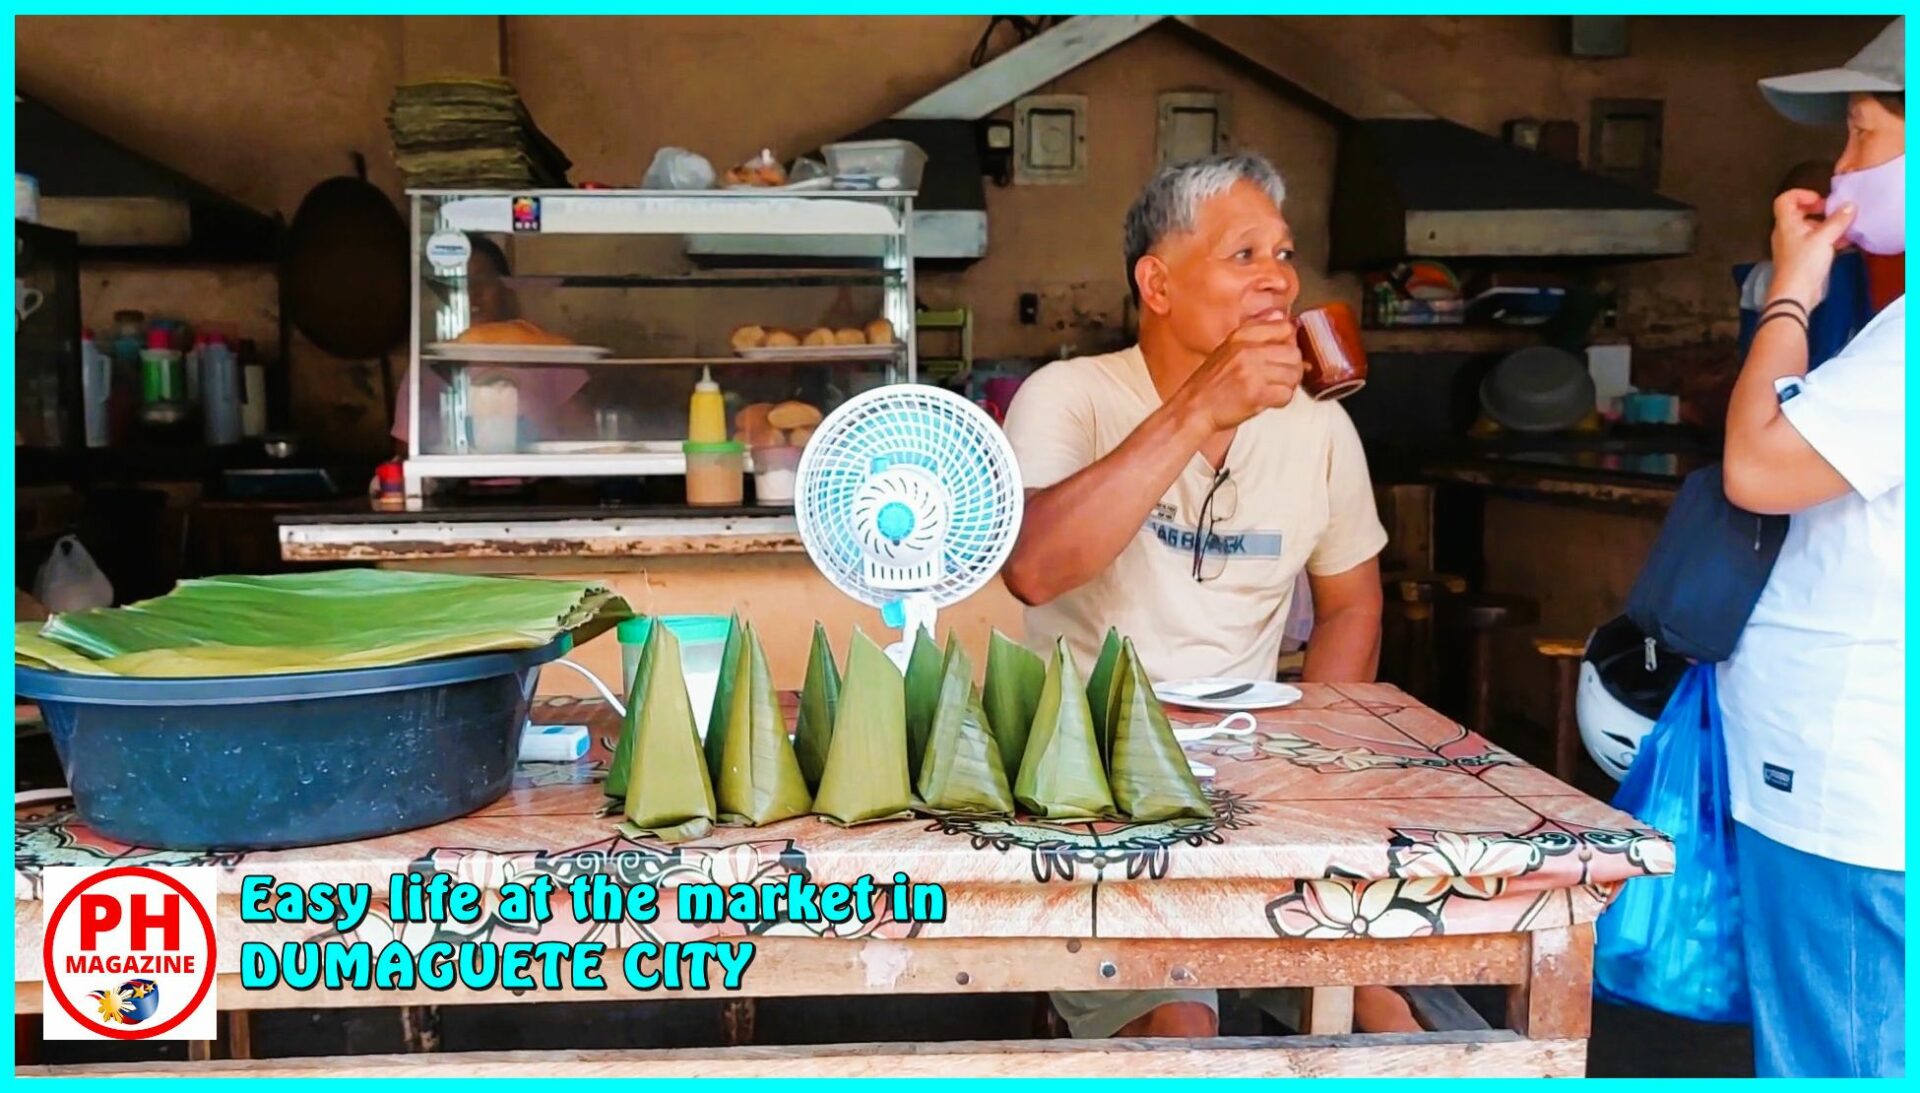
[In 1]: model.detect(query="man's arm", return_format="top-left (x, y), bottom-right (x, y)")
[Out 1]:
top-left (1002, 401), bottom-right (1212, 606)
top-left (1301, 557), bottom-right (1382, 682)
top-left (1002, 319), bottom-right (1305, 607)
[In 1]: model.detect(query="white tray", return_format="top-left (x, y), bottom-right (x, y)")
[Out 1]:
top-left (524, 440), bottom-right (682, 456)
top-left (734, 343), bottom-right (897, 363)
top-left (425, 343), bottom-right (613, 364)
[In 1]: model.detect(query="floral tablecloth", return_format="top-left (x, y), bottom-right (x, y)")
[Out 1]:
top-left (15, 684), bottom-right (1670, 977)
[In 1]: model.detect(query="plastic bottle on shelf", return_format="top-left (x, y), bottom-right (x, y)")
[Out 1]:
top-left (688, 366), bottom-right (728, 444)
top-left (184, 333), bottom-right (207, 404)
top-left (238, 338), bottom-right (268, 438)
top-left (200, 333), bottom-right (244, 446)
top-left (139, 328), bottom-right (185, 415)
top-left (80, 330), bottom-right (112, 449)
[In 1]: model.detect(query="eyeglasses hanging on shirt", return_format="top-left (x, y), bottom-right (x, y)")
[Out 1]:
top-left (1191, 466), bottom-right (1239, 583)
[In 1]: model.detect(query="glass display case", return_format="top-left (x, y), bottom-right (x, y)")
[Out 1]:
top-left (15, 221), bottom-right (82, 451)
top-left (402, 189), bottom-right (917, 502)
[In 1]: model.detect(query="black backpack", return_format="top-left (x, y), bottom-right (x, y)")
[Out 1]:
top-left (1625, 464), bottom-right (1788, 664)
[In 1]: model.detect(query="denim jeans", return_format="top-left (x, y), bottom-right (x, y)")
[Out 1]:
top-left (1734, 822), bottom-right (1905, 1077)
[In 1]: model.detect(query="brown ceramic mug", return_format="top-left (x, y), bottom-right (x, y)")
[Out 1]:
top-left (1295, 301), bottom-right (1368, 401)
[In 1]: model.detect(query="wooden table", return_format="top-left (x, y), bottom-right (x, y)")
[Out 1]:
top-left (15, 684), bottom-right (1670, 1077)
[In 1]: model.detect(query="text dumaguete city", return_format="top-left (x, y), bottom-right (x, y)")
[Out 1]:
top-left (235, 871), bottom-right (946, 993)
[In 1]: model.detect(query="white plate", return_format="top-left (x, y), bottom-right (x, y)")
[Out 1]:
top-left (426, 343), bottom-right (613, 364)
top-left (734, 343), bottom-right (897, 363)
top-left (525, 440), bottom-right (681, 456)
top-left (1154, 678), bottom-right (1304, 711)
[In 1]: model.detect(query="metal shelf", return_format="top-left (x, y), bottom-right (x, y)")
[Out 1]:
top-left (421, 351), bottom-right (901, 369)
top-left (501, 269), bottom-right (903, 289)
top-left (406, 188), bottom-right (918, 501)
top-left (424, 190), bottom-right (912, 238)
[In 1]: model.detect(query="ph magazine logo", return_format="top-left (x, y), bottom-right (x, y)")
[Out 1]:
top-left (42, 866), bottom-right (219, 1041)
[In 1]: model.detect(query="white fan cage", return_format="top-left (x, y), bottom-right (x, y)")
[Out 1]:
top-left (795, 384), bottom-right (1023, 609)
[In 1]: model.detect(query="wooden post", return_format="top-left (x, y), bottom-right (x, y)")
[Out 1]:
top-left (1303, 987), bottom-right (1355, 1035)
top-left (227, 1011), bottom-right (254, 1061)
top-left (1551, 654), bottom-right (1581, 782)
top-left (16, 1012), bottom-right (39, 1065)
top-left (722, 1000), bottom-right (757, 1046)
top-left (1506, 924), bottom-right (1594, 1041)
top-left (399, 1006), bottom-right (443, 1054)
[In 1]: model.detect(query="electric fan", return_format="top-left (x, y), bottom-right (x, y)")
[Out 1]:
top-left (794, 384), bottom-right (1023, 668)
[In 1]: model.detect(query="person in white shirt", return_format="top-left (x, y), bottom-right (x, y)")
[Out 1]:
top-left (1721, 17), bottom-right (1905, 1078)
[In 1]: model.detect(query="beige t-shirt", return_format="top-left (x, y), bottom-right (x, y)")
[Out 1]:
top-left (1002, 345), bottom-right (1387, 683)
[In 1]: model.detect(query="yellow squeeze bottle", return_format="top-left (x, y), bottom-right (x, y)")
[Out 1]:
top-left (688, 366), bottom-right (728, 443)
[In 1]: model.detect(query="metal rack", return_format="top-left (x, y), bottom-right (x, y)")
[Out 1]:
top-left (402, 188), bottom-right (917, 503)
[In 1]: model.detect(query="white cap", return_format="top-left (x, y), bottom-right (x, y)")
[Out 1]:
top-left (1760, 17), bottom-right (1904, 126)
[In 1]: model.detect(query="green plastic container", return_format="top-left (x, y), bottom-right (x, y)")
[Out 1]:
top-left (618, 615), bottom-right (731, 737)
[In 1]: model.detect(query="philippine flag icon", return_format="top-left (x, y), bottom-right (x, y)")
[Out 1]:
top-left (89, 979), bottom-right (160, 1025)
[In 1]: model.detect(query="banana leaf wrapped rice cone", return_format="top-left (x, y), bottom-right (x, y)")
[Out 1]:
top-left (982, 629), bottom-right (1044, 776)
top-left (794, 623), bottom-right (841, 792)
top-left (916, 641), bottom-right (1014, 816)
top-left (1086, 627), bottom-right (1125, 762)
top-left (903, 627), bottom-right (945, 777)
top-left (701, 613), bottom-right (747, 777)
top-left (1014, 639), bottom-right (1117, 820)
top-left (1106, 639), bottom-right (1214, 822)
top-left (712, 622), bottom-right (813, 826)
top-left (612, 624), bottom-right (717, 842)
top-left (812, 629), bottom-right (915, 826)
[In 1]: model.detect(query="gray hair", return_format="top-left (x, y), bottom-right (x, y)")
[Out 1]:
top-left (1123, 153), bottom-right (1287, 302)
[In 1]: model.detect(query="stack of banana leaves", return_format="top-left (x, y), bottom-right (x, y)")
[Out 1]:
top-left (15, 570), bottom-right (628, 678)
top-left (388, 77), bottom-right (571, 190)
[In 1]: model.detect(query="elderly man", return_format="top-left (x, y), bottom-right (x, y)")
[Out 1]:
top-left (1002, 152), bottom-right (1411, 1039)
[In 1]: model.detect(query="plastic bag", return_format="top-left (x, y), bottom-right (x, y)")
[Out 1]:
top-left (1282, 571), bottom-right (1314, 652)
top-left (32, 536), bottom-right (113, 614)
top-left (722, 148), bottom-right (788, 188)
top-left (641, 147), bottom-right (716, 191)
top-left (1594, 662), bottom-right (1751, 1024)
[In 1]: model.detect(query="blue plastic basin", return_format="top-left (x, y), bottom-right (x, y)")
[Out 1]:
top-left (15, 636), bottom-right (569, 851)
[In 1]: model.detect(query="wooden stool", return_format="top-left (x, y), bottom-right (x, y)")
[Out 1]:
top-left (1534, 637), bottom-right (1588, 784)
top-left (1382, 572), bottom-right (1467, 704)
top-left (1439, 593), bottom-right (1540, 736)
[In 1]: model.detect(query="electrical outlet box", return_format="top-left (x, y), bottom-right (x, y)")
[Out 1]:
top-left (1157, 91), bottom-right (1231, 165)
top-left (1014, 94), bottom-right (1088, 185)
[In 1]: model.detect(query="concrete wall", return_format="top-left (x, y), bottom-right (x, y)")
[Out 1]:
top-left (16, 15), bottom-right (1886, 456)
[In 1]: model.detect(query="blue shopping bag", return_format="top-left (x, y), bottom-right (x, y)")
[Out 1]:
top-left (1594, 662), bottom-right (1751, 1024)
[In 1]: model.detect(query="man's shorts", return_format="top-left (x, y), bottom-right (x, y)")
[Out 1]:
top-left (1050, 988), bottom-right (1306, 1039)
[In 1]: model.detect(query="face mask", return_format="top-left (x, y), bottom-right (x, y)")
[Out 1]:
top-left (1827, 154), bottom-right (1906, 255)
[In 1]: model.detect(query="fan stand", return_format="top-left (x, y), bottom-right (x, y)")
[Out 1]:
top-left (882, 593), bottom-right (940, 671)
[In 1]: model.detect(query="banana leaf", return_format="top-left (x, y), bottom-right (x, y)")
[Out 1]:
top-left (1014, 639), bottom-right (1117, 821)
top-left (19, 570), bottom-right (629, 678)
top-left (903, 627), bottom-right (945, 777)
top-left (812, 629), bottom-right (915, 826)
top-left (794, 623), bottom-right (841, 793)
top-left (1107, 639), bottom-right (1214, 822)
top-left (612, 624), bottom-right (717, 842)
top-left (1086, 627), bottom-right (1125, 761)
top-left (981, 630), bottom-right (1044, 776)
top-left (15, 625), bottom-right (111, 675)
top-left (702, 613), bottom-right (747, 777)
top-left (916, 641), bottom-right (1014, 817)
top-left (712, 622), bottom-right (813, 827)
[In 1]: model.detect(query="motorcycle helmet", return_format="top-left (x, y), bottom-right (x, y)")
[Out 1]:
top-left (1577, 614), bottom-right (1690, 781)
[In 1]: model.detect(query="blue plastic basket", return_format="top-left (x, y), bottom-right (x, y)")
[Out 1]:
top-left (15, 636), bottom-right (569, 851)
